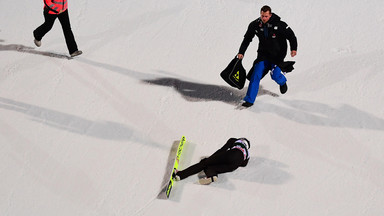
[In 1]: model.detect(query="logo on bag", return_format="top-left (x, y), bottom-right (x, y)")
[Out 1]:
top-left (233, 71), bottom-right (240, 82)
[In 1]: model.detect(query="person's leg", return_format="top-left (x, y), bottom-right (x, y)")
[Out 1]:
top-left (58, 10), bottom-right (78, 54)
top-left (270, 64), bottom-right (287, 86)
top-left (176, 161), bottom-right (205, 180)
top-left (33, 10), bottom-right (57, 41)
top-left (177, 149), bottom-right (244, 180)
top-left (270, 64), bottom-right (288, 94)
top-left (243, 61), bottom-right (268, 104)
top-left (177, 150), bottom-right (234, 180)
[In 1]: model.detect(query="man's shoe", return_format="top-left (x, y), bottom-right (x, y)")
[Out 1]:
top-left (199, 176), bottom-right (218, 185)
top-left (280, 83), bottom-right (288, 94)
top-left (242, 101), bottom-right (253, 108)
top-left (70, 50), bottom-right (82, 57)
top-left (34, 39), bottom-right (41, 47)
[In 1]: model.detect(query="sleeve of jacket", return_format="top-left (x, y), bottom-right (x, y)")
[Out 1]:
top-left (281, 21), bottom-right (298, 51)
top-left (44, 0), bottom-right (59, 13)
top-left (209, 138), bottom-right (237, 157)
top-left (238, 21), bottom-right (257, 55)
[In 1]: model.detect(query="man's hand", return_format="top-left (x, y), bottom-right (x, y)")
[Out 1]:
top-left (291, 50), bottom-right (297, 57)
top-left (237, 54), bottom-right (244, 59)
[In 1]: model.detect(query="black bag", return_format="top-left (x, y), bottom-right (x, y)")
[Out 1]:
top-left (220, 57), bottom-right (246, 89)
top-left (278, 61), bottom-right (295, 73)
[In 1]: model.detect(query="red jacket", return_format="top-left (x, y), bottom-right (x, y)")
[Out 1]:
top-left (44, 0), bottom-right (68, 14)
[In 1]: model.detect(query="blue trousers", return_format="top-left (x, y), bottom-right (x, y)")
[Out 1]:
top-left (244, 61), bottom-right (287, 103)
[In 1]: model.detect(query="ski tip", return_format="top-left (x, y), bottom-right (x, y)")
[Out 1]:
top-left (165, 180), bottom-right (173, 198)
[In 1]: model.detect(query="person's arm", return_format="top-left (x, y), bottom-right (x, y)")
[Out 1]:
top-left (238, 21), bottom-right (257, 59)
top-left (281, 21), bottom-right (297, 57)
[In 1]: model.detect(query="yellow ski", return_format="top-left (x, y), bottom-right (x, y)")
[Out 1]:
top-left (165, 136), bottom-right (186, 198)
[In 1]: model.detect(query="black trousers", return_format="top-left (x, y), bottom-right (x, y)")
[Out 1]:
top-left (33, 10), bottom-right (78, 54)
top-left (177, 149), bottom-right (244, 180)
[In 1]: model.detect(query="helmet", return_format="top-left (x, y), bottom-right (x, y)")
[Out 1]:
top-left (239, 138), bottom-right (250, 149)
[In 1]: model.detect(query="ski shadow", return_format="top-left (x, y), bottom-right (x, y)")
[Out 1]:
top-left (142, 77), bottom-right (278, 105)
top-left (0, 97), bottom-right (164, 148)
top-left (0, 40), bottom-right (71, 59)
top-left (157, 140), bottom-right (180, 200)
top-left (157, 139), bottom-right (195, 201)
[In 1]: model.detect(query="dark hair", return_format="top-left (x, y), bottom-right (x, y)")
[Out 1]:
top-left (261, 5), bottom-right (272, 13)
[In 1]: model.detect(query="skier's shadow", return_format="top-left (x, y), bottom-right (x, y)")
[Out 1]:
top-left (0, 40), bottom-right (71, 59)
top-left (143, 77), bottom-right (278, 105)
top-left (236, 157), bottom-right (292, 184)
top-left (195, 156), bottom-right (291, 191)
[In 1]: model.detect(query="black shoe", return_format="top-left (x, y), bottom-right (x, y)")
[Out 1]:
top-left (280, 83), bottom-right (288, 94)
top-left (242, 102), bottom-right (253, 107)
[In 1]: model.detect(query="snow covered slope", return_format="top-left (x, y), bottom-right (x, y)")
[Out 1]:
top-left (1, 0), bottom-right (384, 215)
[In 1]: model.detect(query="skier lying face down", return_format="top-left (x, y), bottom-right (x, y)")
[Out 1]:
top-left (173, 138), bottom-right (250, 185)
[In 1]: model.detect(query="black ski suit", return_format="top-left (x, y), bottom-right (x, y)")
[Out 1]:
top-left (177, 138), bottom-right (249, 180)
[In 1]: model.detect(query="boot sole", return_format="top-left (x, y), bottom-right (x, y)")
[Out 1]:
top-left (199, 176), bottom-right (217, 185)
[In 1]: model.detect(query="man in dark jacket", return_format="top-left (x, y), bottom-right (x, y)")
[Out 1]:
top-left (238, 5), bottom-right (297, 107)
top-left (173, 138), bottom-right (250, 185)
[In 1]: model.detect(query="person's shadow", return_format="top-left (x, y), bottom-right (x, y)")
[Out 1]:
top-left (0, 40), bottom-right (71, 59)
top-left (142, 77), bottom-right (278, 105)
top-left (0, 97), bottom-right (165, 148)
top-left (198, 156), bottom-right (292, 191)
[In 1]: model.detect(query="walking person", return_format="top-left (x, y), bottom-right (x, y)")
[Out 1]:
top-left (238, 5), bottom-right (297, 107)
top-left (33, 0), bottom-right (82, 57)
top-left (173, 138), bottom-right (250, 185)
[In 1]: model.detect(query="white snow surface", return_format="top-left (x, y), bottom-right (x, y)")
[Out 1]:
top-left (1, 0), bottom-right (384, 215)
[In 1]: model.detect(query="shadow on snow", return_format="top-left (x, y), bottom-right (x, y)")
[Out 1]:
top-left (142, 77), bottom-right (278, 105)
top-left (0, 40), bottom-right (71, 59)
